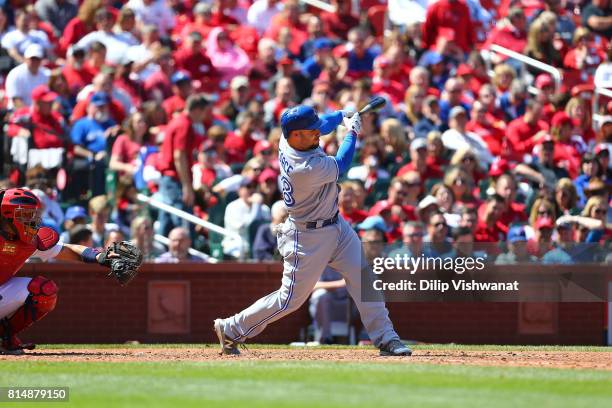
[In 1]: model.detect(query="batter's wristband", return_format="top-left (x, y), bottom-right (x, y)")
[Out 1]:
top-left (81, 247), bottom-right (101, 263)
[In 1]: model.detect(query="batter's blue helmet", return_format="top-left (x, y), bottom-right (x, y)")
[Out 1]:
top-left (280, 105), bottom-right (336, 137)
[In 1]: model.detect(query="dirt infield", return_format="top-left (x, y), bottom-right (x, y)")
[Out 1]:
top-left (2, 347), bottom-right (611, 370)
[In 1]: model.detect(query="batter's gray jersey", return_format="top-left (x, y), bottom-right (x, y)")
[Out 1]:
top-left (278, 137), bottom-right (339, 223)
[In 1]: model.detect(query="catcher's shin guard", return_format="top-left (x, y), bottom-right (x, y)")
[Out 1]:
top-left (0, 276), bottom-right (58, 352)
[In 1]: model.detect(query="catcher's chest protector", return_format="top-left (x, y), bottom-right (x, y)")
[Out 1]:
top-left (0, 235), bottom-right (36, 285)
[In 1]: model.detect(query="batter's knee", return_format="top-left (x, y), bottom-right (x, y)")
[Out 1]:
top-left (27, 276), bottom-right (58, 315)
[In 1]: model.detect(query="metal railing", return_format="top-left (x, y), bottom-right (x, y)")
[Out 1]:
top-left (593, 87), bottom-right (612, 128)
top-left (300, 0), bottom-right (336, 13)
top-left (485, 44), bottom-right (563, 92)
top-left (136, 193), bottom-right (246, 260)
top-left (153, 234), bottom-right (218, 263)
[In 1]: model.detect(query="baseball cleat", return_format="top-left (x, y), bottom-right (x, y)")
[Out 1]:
top-left (213, 319), bottom-right (240, 355)
top-left (0, 336), bottom-right (35, 355)
top-left (379, 339), bottom-right (412, 356)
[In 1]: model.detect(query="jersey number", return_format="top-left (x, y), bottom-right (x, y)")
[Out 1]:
top-left (281, 176), bottom-right (295, 207)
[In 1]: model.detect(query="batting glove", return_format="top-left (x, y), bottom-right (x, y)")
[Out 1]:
top-left (345, 113), bottom-right (362, 135)
top-left (340, 109), bottom-right (355, 118)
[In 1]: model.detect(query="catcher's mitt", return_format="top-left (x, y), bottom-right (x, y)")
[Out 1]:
top-left (97, 241), bottom-right (143, 285)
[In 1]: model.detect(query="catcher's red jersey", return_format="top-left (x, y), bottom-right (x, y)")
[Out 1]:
top-left (0, 235), bottom-right (36, 286)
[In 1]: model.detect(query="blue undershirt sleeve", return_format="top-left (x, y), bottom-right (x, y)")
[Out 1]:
top-left (334, 131), bottom-right (357, 175)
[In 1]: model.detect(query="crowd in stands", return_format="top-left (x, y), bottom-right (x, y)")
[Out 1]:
top-left (0, 0), bottom-right (610, 265)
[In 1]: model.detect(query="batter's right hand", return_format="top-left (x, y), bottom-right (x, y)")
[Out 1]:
top-left (345, 113), bottom-right (362, 135)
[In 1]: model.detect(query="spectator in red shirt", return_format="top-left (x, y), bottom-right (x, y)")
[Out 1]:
top-left (421, 0), bottom-right (475, 54)
top-left (466, 100), bottom-right (505, 156)
top-left (143, 46), bottom-right (174, 101)
top-left (527, 217), bottom-right (555, 258)
top-left (505, 99), bottom-right (549, 161)
top-left (426, 131), bottom-right (449, 170)
top-left (179, 2), bottom-right (216, 42)
top-left (397, 138), bottom-right (444, 185)
top-left (173, 31), bottom-right (220, 92)
top-left (320, 0), bottom-right (358, 40)
top-left (155, 94), bottom-right (210, 236)
top-left (563, 27), bottom-right (605, 82)
top-left (474, 194), bottom-right (506, 243)
top-left (444, 166), bottom-right (479, 209)
top-left (491, 173), bottom-right (527, 229)
top-left (8, 85), bottom-right (67, 149)
top-left (371, 56), bottom-right (405, 105)
top-left (477, 83), bottom-right (504, 121)
top-left (58, 0), bottom-right (103, 57)
top-left (109, 111), bottom-right (151, 178)
top-left (484, 7), bottom-right (527, 62)
top-left (265, 0), bottom-right (308, 56)
top-left (163, 70), bottom-right (194, 119)
top-left (369, 177), bottom-right (417, 223)
top-left (565, 96), bottom-right (596, 144)
top-left (62, 45), bottom-right (96, 97)
top-left (224, 111), bottom-right (260, 164)
top-left (338, 181), bottom-right (368, 226)
top-left (550, 111), bottom-right (583, 178)
top-left (534, 74), bottom-right (557, 124)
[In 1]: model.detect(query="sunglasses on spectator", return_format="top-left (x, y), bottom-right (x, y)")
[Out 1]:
top-left (406, 182), bottom-right (420, 187)
top-left (252, 167), bottom-right (264, 172)
top-left (454, 178), bottom-right (468, 185)
top-left (538, 210), bottom-right (552, 216)
top-left (431, 222), bottom-right (446, 228)
top-left (462, 157), bottom-right (475, 163)
top-left (594, 208), bottom-right (607, 215)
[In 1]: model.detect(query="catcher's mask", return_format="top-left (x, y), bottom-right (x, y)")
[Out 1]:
top-left (0, 188), bottom-right (43, 244)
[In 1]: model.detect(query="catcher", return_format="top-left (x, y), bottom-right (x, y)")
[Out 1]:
top-left (0, 188), bottom-right (142, 355)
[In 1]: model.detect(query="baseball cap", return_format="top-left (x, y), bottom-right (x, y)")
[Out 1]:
top-left (258, 168), bottom-right (277, 184)
top-left (254, 140), bottom-right (272, 156)
top-left (551, 111), bottom-right (572, 128)
top-left (171, 70), bottom-right (191, 84)
top-left (535, 74), bottom-right (554, 89)
top-left (24, 44), bottom-right (44, 59)
top-left (193, 2), bottom-right (212, 14)
top-left (417, 195), bottom-right (439, 211)
top-left (313, 37), bottom-right (334, 51)
top-left (230, 75), bottom-right (249, 90)
top-left (410, 137), bottom-right (427, 151)
top-left (456, 63), bottom-right (472, 77)
top-left (281, 105), bottom-right (336, 137)
top-left (65, 206), bottom-right (88, 221)
top-left (201, 140), bottom-right (215, 153)
top-left (535, 217), bottom-right (554, 230)
top-left (357, 216), bottom-right (391, 233)
top-left (278, 56), bottom-right (294, 66)
top-left (31, 85), bottom-right (58, 103)
top-left (418, 51), bottom-right (443, 67)
top-left (90, 92), bottom-right (110, 106)
top-left (449, 106), bottom-right (467, 119)
top-left (67, 45), bottom-right (86, 58)
top-left (594, 143), bottom-right (609, 156)
top-left (507, 226), bottom-right (527, 243)
top-left (489, 158), bottom-right (509, 178)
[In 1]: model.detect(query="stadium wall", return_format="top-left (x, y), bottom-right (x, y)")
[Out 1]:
top-left (20, 263), bottom-right (608, 345)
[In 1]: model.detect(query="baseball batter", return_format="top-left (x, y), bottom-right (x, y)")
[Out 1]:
top-left (0, 188), bottom-right (141, 354)
top-left (214, 106), bottom-right (411, 356)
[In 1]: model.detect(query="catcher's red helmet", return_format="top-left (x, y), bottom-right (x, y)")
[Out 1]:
top-left (0, 188), bottom-right (42, 244)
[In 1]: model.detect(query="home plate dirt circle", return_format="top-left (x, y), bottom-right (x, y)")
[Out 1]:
top-left (2, 347), bottom-right (611, 370)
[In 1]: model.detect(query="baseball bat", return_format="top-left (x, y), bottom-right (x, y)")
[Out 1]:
top-left (358, 96), bottom-right (387, 115)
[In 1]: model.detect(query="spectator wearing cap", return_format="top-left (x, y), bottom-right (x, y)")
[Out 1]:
top-left (35, 0), bottom-right (78, 35)
top-left (565, 97), bottom-right (596, 145)
top-left (498, 79), bottom-right (528, 122)
top-left (62, 45), bottom-right (95, 96)
top-left (205, 27), bottom-right (252, 84)
top-left (417, 51), bottom-right (448, 91)
top-left (7, 84), bottom-right (67, 149)
top-left (258, 167), bottom-right (280, 206)
top-left (174, 31), bottom-right (220, 90)
top-left (248, 0), bottom-right (283, 35)
top-left (70, 91), bottom-right (118, 196)
top-left (338, 27), bottom-right (379, 80)
top-left (1, 8), bottom-right (52, 64)
top-left (301, 37), bottom-right (333, 81)
top-left (156, 94), bottom-right (211, 236)
top-left (109, 111), bottom-right (152, 177)
top-left (505, 99), bottom-right (549, 162)
top-left (582, 0), bottom-right (612, 40)
top-left (338, 181), bottom-right (368, 226)
top-left (473, 194), bottom-right (505, 245)
top-left (550, 111), bottom-right (583, 179)
top-left (527, 216), bottom-right (555, 258)
top-left (465, 100), bottom-right (505, 157)
top-left (515, 135), bottom-right (569, 188)
top-left (75, 8), bottom-right (130, 65)
top-left (533, 74), bottom-right (556, 124)
top-left (397, 138), bottom-right (444, 186)
top-left (421, 0), bottom-right (475, 54)
top-left (483, 7), bottom-right (527, 64)
top-left (220, 76), bottom-right (250, 126)
top-left (222, 176), bottom-right (271, 258)
top-left (71, 72), bottom-right (128, 124)
top-left (357, 215), bottom-right (391, 260)
top-left (252, 200), bottom-right (288, 261)
top-left (442, 106), bottom-right (494, 165)
top-left (574, 154), bottom-right (605, 207)
top-left (60, 205), bottom-right (88, 242)
top-left (162, 70), bottom-right (193, 119)
top-left (126, 0), bottom-right (175, 34)
top-left (495, 226), bottom-right (537, 264)
top-left (4, 43), bottom-right (49, 109)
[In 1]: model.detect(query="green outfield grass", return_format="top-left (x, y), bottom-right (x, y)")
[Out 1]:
top-left (0, 345), bottom-right (611, 408)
